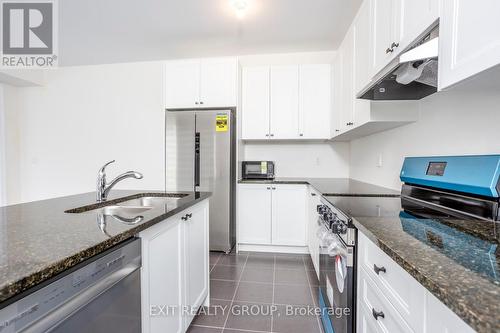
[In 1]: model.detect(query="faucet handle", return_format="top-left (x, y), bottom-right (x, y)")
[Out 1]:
top-left (98, 160), bottom-right (115, 177)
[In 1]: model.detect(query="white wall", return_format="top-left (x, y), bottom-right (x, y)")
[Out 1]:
top-left (350, 90), bottom-right (500, 190)
top-left (6, 61), bottom-right (165, 203)
top-left (243, 142), bottom-right (350, 178)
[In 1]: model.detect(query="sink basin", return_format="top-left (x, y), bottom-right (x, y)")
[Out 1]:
top-left (119, 196), bottom-right (182, 208)
top-left (97, 205), bottom-right (153, 216)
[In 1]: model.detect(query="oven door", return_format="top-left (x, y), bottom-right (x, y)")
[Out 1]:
top-left (318, 229), bottom-right (355, 333)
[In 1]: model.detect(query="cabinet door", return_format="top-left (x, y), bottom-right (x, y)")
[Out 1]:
top-left (241, 66), bottom-right (270, 140)
top-left (341, 27), bottom-right (355, 132)
top-left (354, 0), bottom-right (372, 95)
top-left (298, 64), bottom-right (332, 139)
top-left (270, 65), bottom-right (300, 139)
top-left (238, 184), bottom-right (272, 244)
top-left (332, 53), bottom-right (343, 136)
top-left (141, 220), bottom-right (183, 333)
top-left (200, 58), bottom-right (238, 107)
top-left (272, 185), bottom-right (307, 246)
top-left (370, 0), bottom-right (398, 74)
top-left (164, 60), bottom-right (200, 109)
top-left (396, 0), bottom-right (438, 52)
top-left (307, 190), bottom-right (321, 277)
top-left (439, 0), bottom-right (500, 90)
top-left (183, 202), bottom-right (209, 327)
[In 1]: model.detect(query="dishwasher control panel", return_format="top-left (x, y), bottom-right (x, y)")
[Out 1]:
top-left (0, 238), bottom-right (141, 333)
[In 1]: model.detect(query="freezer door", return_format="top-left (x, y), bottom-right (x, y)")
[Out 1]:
top-left (165, 111), bottom-right (196, 192)
top-left (195, 110), bottom-right (234, 252)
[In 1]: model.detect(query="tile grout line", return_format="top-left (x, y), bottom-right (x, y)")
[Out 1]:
top-left (303, 256), bottom-right (323, 333)
top-left (221, 252), bottom-right (249, 331)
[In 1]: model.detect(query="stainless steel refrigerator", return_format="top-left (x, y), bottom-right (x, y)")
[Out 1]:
top-left (165, 108), bottom-right (236, 253)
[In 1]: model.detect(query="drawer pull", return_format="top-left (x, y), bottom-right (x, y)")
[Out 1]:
top-left (373, 264), bottom-right (386, 275)
top-left (372, 308), bottom-right (385, 320)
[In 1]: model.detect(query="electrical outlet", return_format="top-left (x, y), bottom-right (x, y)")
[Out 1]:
top-left (377, 154), bottom-right (383, 168)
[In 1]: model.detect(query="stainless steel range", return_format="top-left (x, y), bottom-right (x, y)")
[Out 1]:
top-left (316, 197), bottom-right (356, 333)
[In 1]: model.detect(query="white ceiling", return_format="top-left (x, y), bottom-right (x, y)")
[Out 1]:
top-left (58, 0), bottom-right (362, 66)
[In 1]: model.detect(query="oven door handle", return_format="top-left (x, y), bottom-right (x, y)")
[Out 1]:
top-left (22, 258), bottom-right (141, 333)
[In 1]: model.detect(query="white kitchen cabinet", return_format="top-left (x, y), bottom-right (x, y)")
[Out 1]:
top-left (142, 216), bottom-right (184, 333)
top-left (140, 200), bottom-right (210, 333)
top-left (397, 0), bottom-right (438, 53)
top-left (307, 188), bottom-right (321, 277)
top-left (182, 202), bottom-right (209, 327)
top-left (237, 184), bottom-right (272, 244)
top-left (164, 57), bottom-right (237, 109)
top-left (164, 60), bottom-right (200, 109)
top-left (369, 0), bottom-right (438, 77)
top-left (357, 230), bottom-right (475, 333)
top-left (299, 64), bottom-right (332, 139)
top-left (340, 26), bottom-right (355, 133)
top-left (200, 58), bottom-right (238, 107)
top-left (354, 0), bottom-right (373, 95)
top-left (439, 0), bottom-right (500, 90)
top-left (241, 64), bottom-right (332, 141)
top-left (331, 53), bottom-right (344, 135)
top-left (270, 65), bottom-right (300, 139)
top-left (272, 184), bottom-right (307, 246)
top-left (237, 184), bottom-right (307, 247)
top-left (241, 66), bottom-right (270, 140)
top-left (369, 0), bottom-right (399, 75)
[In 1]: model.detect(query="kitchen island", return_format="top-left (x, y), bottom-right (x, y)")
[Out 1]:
top-left (0, 190), bottom-right (210, 307)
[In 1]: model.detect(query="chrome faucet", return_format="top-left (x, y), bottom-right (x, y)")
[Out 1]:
top-left (96, 160), bottom-right (143, 202)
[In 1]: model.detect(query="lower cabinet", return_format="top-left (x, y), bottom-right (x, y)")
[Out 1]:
top-left (140, 200), bottom-right (209, 333)
top-left (357, 231), bottom-right (475, 333)
top-left (307, 188), bottom-right (321, 277)
top-left (238, 184), bottom-right (307, 247)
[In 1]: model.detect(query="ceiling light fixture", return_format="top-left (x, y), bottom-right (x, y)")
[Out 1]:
top-left (230, 0), bottom-right (249, 19)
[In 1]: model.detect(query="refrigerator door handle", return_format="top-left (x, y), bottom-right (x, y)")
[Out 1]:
top-left (194, 132), bottom-right (201, 188)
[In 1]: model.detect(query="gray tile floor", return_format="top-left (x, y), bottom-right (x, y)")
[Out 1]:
top-left (188, 251), bottom-right (324, 333)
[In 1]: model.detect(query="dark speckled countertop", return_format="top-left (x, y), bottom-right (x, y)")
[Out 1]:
top-left (238, 177), bottom-right (401, 197)
top-left (325, 196), bottom-right (500, 333)
top-left (0, 190), bottom-right (210, 306)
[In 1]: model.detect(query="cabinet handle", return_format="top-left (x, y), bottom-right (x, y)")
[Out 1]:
top-left (271, 187), bottom-right (276, 190)
top-left (391, 42), bottom-right (399, 49)
top-left (372, 308), bottom-right (385, 320)
top-left (200, 101), bottom-right (204, 105)
top-left (346, 122), bottom-right (354, 126)
top-left (299, 133), bottom-right (304, 137)
top-left (385, 47), bottom-right (393, 54)
top-left (270, 134), bottom-right (274, 137)
top-left (335, 129), bottom-right (340, 132)
top-left (265, 134), bottom-right (270, 137)
top-left (266, 187), bottom-right (271, 190)
top-left (195, 101), bottom-right (199, 105)
top-left (186, 213), bottom-right (192, 219)
top-left (373, 264), bottom-right (386, 275)
top-left (181, 216), bottom-right (188, 221)
top-left (311, 193), bottom-right (316, 197)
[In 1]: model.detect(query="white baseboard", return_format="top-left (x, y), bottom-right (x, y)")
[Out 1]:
top-left (237, 243), bottom-right (310, 254)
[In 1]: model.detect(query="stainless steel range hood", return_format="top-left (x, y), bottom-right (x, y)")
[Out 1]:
top-left (359, 26), bottom-right (439, 100)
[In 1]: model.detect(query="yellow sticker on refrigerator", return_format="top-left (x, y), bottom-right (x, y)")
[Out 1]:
top-left (261, 161), bottom-right (268, 174)
top-left (216, 114), bottom-right (228, 132)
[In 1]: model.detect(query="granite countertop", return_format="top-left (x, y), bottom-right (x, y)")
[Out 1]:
top-left (324, 195), bottom-right (500, 332)
top-left (0, 190), bottom-right (210, 307)
top-left (238, 177), bottom-right (401, 197)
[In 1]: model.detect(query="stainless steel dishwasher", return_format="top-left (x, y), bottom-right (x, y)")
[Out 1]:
top-left (0, 238), bottom-right (141, 333)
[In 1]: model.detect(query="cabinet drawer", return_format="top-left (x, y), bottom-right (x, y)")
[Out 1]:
top-left (358, 267), bottom-right (414, 333)
top-left (358, 232), bottom-right (425, 332)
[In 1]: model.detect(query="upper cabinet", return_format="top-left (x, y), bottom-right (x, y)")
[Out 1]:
top-left (369, 0), bottom-right (438, 78)
top-left (164, 57), bottom-right (237, 109)
top-left (270, 65), bottom-right (300, 139)
top-left (241, 64), bottom-right (332, 140)
top-left (439, 0), bottom-right (500, 90)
